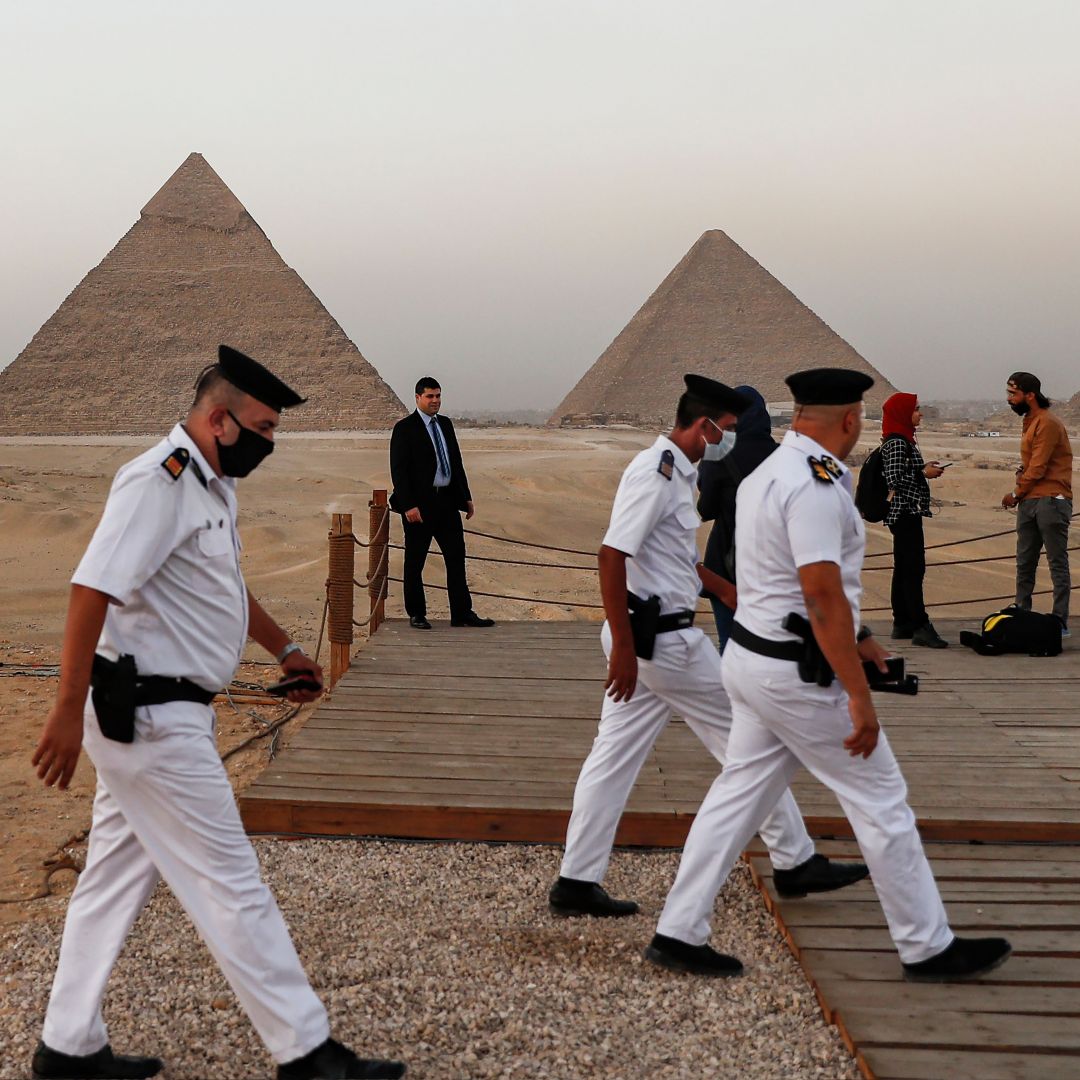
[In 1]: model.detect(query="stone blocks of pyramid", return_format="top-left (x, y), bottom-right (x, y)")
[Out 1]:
top-left (550, 230), bottom-right (896, 427)
top-left (0, 154), bottom-right (405, 434)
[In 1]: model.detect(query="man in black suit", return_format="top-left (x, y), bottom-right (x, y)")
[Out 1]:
top-left (389, 377), bottom-right (495, 630)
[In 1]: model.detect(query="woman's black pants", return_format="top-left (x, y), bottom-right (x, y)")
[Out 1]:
top-left (888, 512), bottom-right (928, 630)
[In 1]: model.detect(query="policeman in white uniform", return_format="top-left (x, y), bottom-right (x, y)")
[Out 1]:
top-left (649, 368), bottom-right (1012, 982)
top-left (549, 375), bottom-right (868, 929)
top-left (31, 347), bottom-right (405, 1080)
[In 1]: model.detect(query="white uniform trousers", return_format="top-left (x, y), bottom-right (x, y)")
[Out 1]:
top-left (560, 624), bottom-right (815, 883)
top-left (656, 641), bottom-right (954, 964)
top-left (42, 700), bottom-right (330, 1064)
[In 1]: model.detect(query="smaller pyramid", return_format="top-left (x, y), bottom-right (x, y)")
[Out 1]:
top-left (550, 230), bottom-right (896, 427)
top-left (0, 154), bottom-right (405, 434)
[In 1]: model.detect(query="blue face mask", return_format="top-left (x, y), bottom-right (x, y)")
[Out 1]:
top-left (702, 426), bottom-right (737, 462)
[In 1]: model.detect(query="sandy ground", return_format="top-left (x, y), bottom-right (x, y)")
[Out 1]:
top-left (0, 424), bottom-right (1071, 1074)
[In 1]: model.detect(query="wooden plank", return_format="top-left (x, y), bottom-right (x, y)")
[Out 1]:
top-left (863, 1047), bottom-right (1080, 1080)
top-left (795, 949), bottom-right (1080, 984)
top-left (783, 925), bottom-right (1080, 954)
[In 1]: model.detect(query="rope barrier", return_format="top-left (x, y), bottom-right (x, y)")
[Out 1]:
top-left (864, 511), bottom-right (1079, 557)
top-left (353, 540), bottom-right (391, 589)
top-left (864, 581), bottom-right (1079, 614)
top-left (345, 495), bottom-right (1078, 627)
top-left (863, 543), bottom-right (1080, 573)
top-left (463, 526), bottom-right (596, 557)
top-left (313, 590), bottom-right (329, 666)
top-left (385, 575), bottom-right (604, 609)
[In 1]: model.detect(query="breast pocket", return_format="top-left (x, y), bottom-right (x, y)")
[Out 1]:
top-left (197, 526), bottom-right (234, 558)
top-left (676, 505), bottom-right (702, 531)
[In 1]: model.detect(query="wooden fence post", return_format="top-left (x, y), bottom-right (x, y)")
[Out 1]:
top-left (327, 512), bottom-right (354, 688)
top-left (369, 489), bottom-right (389, 634)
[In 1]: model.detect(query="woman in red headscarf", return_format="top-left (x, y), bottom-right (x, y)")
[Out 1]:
top-left (881, 392), bottom-right (948, 647)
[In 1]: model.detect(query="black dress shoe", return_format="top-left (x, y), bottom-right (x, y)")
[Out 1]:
top-left (644, 933), bottom-right (744, 977)
top-left (548, 876), bottom-right (639, 917)
top-left (277, 1037), bottom-right (406, 1080)
top-left (902, 936), bottom-right (1012, 982)
top-left (450, 612), bottom-right (495, 627)
top-left (408, 616), bottom-right (431, 630)
top-left (890, 622), bottom-right (916, 640)
top-left (912, 622), bottom-right (948, 649)
top-left (32, 1041), bottom-right (163, 1079)
top-left (772, 853), bottom-right (870, 898)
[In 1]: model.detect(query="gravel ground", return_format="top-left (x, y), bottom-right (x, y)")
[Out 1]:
top-left (0, 840), bottom-right (859, 1079)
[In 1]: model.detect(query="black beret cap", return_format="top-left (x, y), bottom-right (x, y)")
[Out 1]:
top-left (216, 345), bottom-right (307, 410)
top-left (683, 373), bottom-right (752, 415)
top-left (784, 367), bottom-right (874, 406)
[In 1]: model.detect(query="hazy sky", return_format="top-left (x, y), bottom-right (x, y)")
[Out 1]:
top-left (3, 1), bottom-right (1079, 409)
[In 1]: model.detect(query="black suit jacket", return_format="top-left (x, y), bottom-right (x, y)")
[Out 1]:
top-left (389, 411), bottom-right (472, 516)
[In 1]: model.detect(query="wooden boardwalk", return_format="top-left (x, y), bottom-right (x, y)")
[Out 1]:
top-left (238, 617), bottom-right (1080, 1079)
top-left (239, 618), bottom-right (1080, 844)
top-left (749, 840), bottom-right (1080, 1079)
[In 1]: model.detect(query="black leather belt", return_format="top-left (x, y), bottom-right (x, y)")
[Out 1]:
top-left (657, 610), bottom-right (695, 633)
top-left (135, 676), bottom-right (217, 707)
top-left (91, 655), bottom-right (217, 707)
top-left (730, 621), bottom-right (803, 661)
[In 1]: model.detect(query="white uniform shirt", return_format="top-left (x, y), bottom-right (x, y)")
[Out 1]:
top-left (602, 435), bottom-right (701, 615)
top-left (72, 423), bottom-right (248, 692)
top-left (734, 430), bottom-right (865, 641)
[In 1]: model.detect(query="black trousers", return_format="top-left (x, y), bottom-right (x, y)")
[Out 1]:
top-left (888, 512), bottom-right (928, 630)
top-left (401, 495), bottom-right (472, 621)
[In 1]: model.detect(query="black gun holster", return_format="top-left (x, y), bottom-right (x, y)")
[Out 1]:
top-left (627, 592), bottom-right (662, 660)
top-left (781, 612), bottom-right (836, 687)
top-left (91, 653), bottom-right (138, 743)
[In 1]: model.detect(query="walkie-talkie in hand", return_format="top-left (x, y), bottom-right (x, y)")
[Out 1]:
top-left (264, 674), bottom-right (323, 697)
top-left (862, 657), bottom-right (919, 696)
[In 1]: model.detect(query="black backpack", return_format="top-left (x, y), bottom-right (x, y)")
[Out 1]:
top-left (854, 435), bottom-right (907, 523)
top-left (959, 608), bottom-right (1063, 657)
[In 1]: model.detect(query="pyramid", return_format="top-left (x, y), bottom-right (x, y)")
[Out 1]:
top-left (0, 153), bottom-right (405, 434)
top-left (550, 230), bottom-right (896, 427)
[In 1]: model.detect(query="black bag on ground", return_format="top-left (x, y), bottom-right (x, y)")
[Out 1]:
top-left (854, 434), bottom-right (907, 523)
top-left (959, 609), bottom-right (1063, 657)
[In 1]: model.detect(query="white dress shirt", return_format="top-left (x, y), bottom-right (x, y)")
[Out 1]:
top-left (72, 423), bottom-right (248, 692)
top-left (602, 435), bottom-right (701, 616)
top-left (733, 429), bottom-right (865, 641)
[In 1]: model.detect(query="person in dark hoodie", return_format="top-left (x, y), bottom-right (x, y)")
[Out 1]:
top-left (697, 385), bottom-right (778, 651)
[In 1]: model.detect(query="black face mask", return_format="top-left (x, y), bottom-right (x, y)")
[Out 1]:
top-left (1010, 401), bottom-right (1030, 416)
top-left (217, 410), bottom-right (275, 477)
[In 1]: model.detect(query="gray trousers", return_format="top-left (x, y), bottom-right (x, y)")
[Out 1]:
top-left (1015, 496), bottom-right (1072, 624)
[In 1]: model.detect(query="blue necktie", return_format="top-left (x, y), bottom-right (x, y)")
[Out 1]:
top-left (431, 417), bottom-right (451, 481)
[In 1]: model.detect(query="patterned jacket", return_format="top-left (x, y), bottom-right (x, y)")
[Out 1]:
top-left (882, 435), bottom-right (931, 525)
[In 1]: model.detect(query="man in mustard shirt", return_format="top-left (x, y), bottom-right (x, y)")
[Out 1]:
top-left (1002, 372), bottom-right (1073, 636)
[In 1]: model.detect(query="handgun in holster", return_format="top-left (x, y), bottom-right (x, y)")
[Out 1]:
top-left (90, 653), bottom-right (138, 743)
top-left (781, 612), bottom-right (835, 687)
top-left (627, 592), bottom-right (662, 661)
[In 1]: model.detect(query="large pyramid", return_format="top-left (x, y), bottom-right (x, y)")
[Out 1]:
top-left (550, 230), bottom-right (896, 426)
top-left (0, 153), bottom-right (405, 434)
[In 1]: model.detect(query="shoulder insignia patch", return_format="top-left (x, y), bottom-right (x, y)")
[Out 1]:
top-left (807, 455), bottom-right (834, 484)
top-left (161, 447), bottom-right (190, 481)
top-left (657, 449), bottom-right (675, 480)
top-left (819, 455), bottom-right (842, 479)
